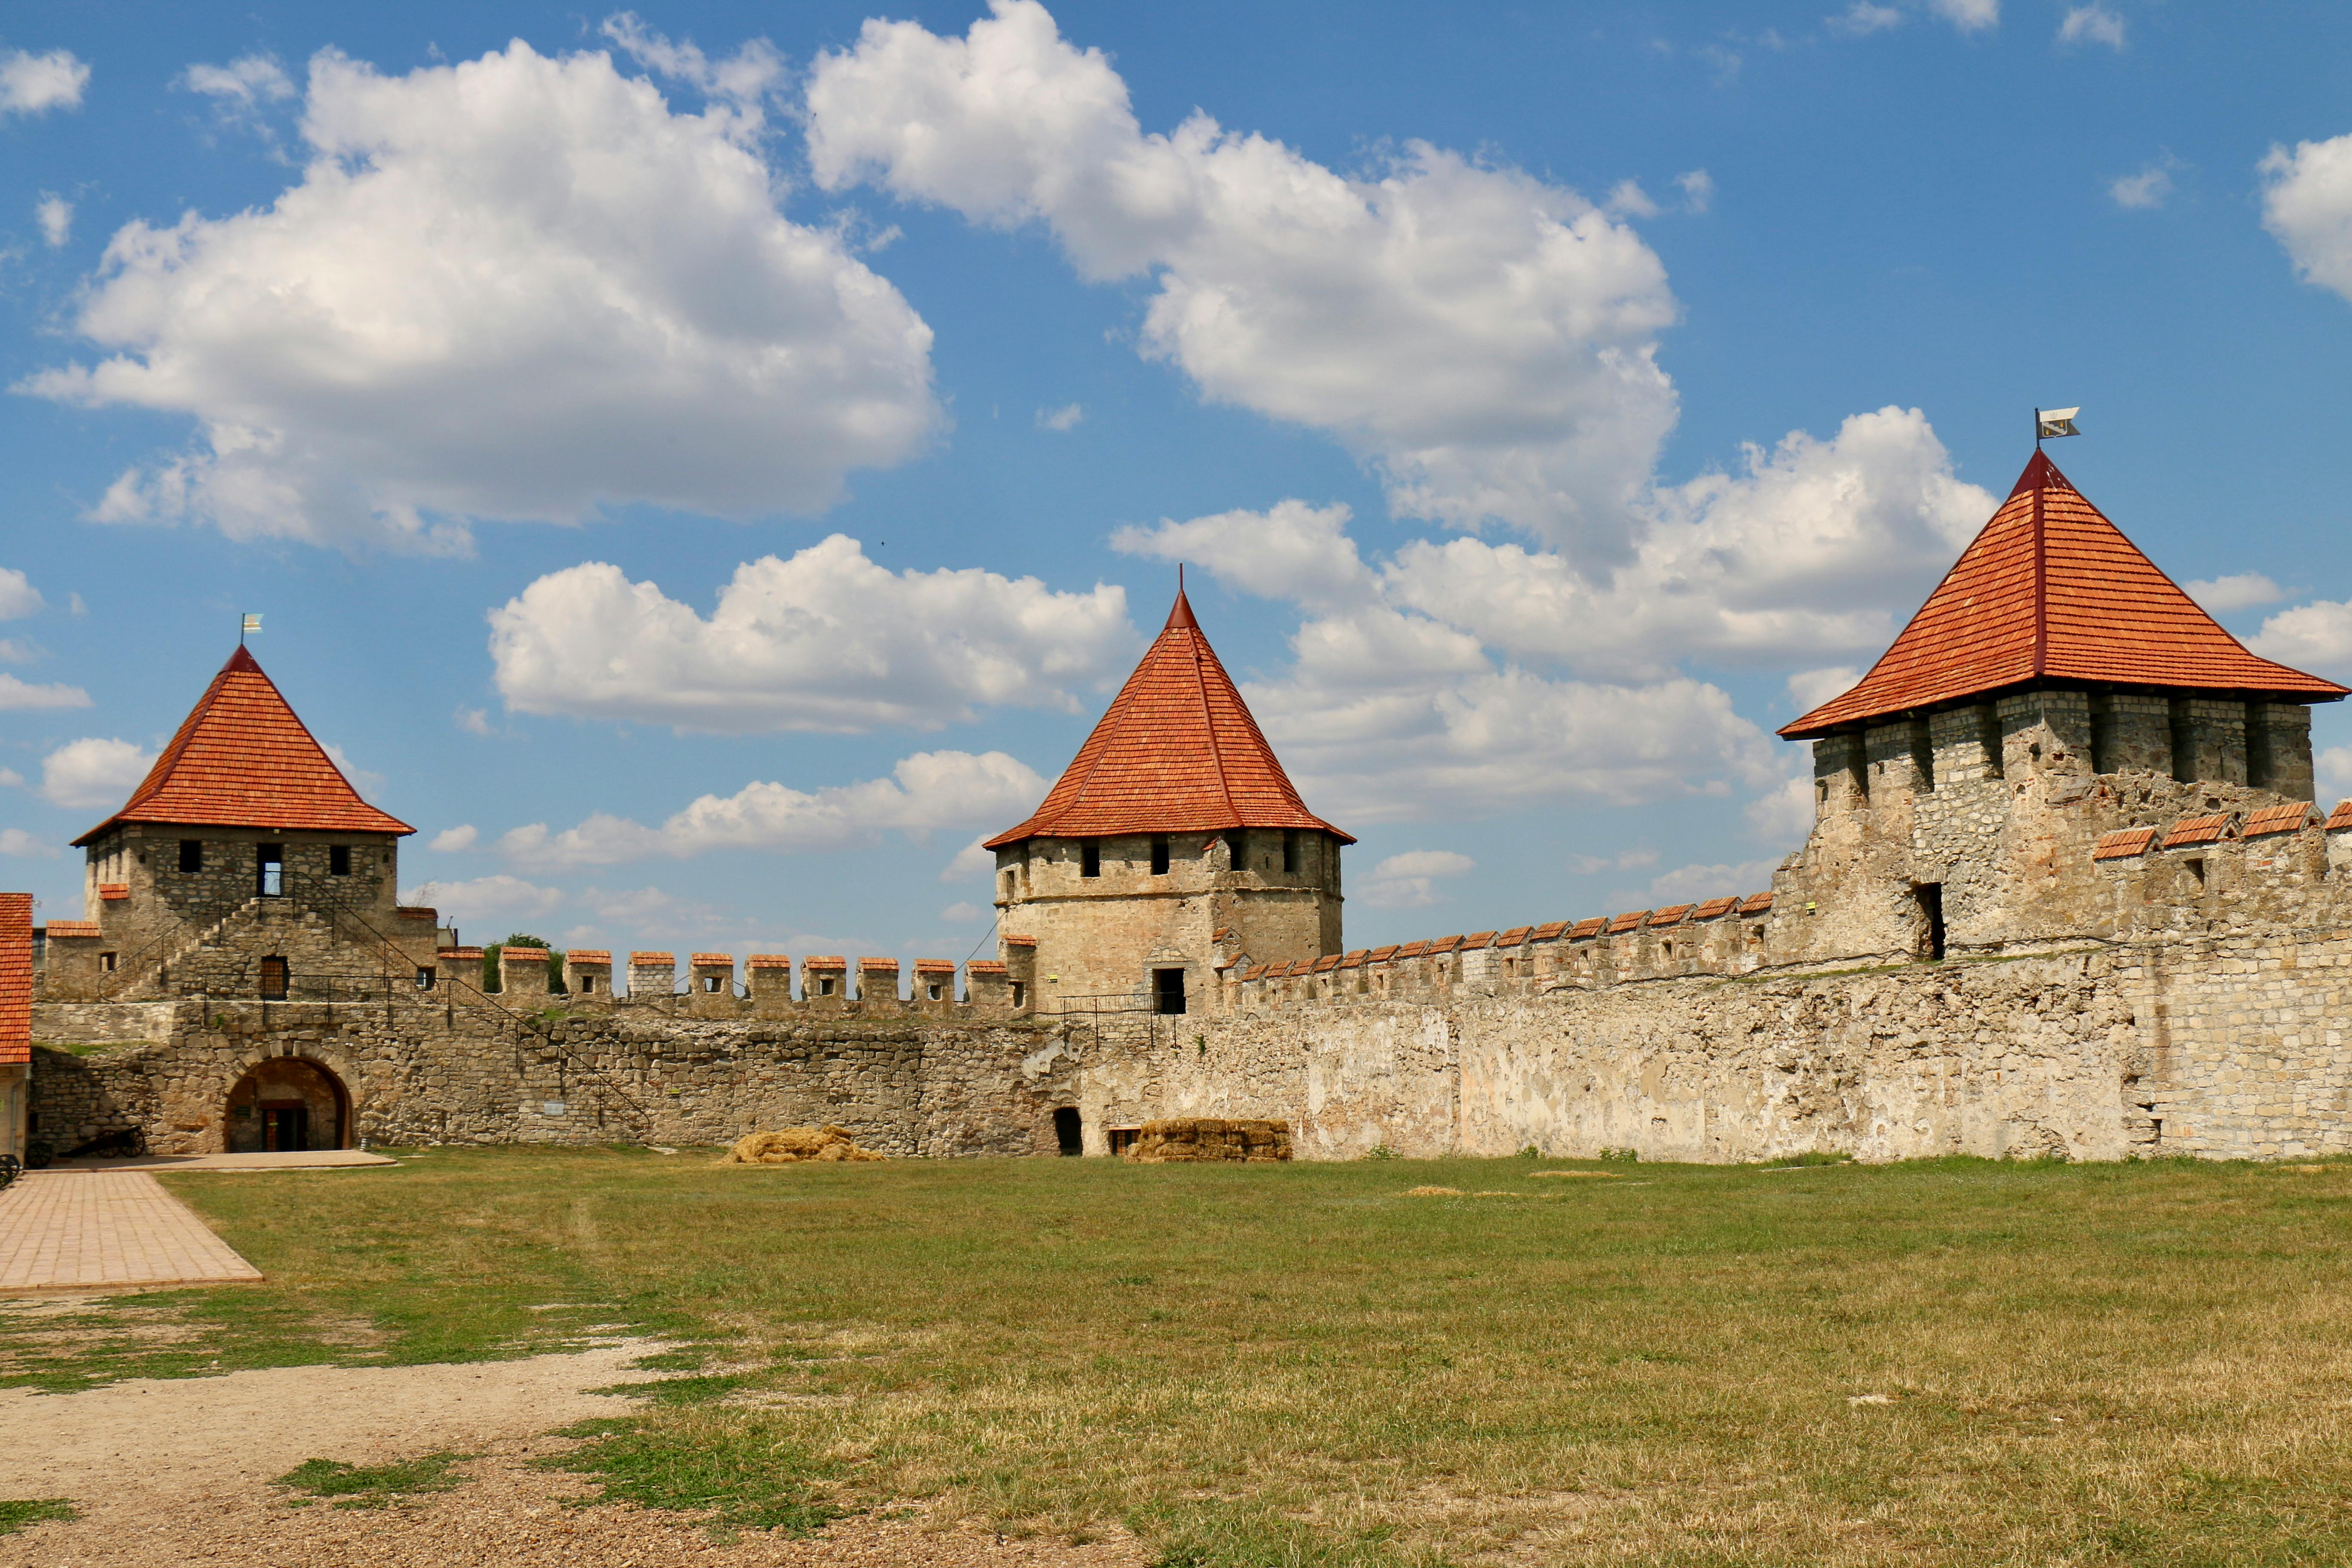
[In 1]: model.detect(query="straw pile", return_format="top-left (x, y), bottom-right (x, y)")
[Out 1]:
top-left (1124, 1118), bottom-right (1292, 1163)
top-left (720, 1125), bottom-right (886, 1164)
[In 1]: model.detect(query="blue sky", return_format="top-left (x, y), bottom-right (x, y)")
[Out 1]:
top-left (6, 0), bottom-right (2352, 963)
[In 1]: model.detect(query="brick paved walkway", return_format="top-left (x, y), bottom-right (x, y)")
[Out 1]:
top-left (0, 1171), bottom-right (263, 1292)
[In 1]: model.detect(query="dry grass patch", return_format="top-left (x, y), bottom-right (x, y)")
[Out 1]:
top-left (28, 1148), bottom-right (2341, 1568)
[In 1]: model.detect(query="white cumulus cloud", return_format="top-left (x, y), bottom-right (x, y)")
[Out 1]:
top-left (1927, 0), bottom-right (2000, 32)
top-left (25, 41), bottom-right (939, 554)
top-left (180, 53), bottom-right (296, 109)
top-left (430, 825), bottom-right (479, 852)
top-left (1360, 848), bottom-right (1475, 910)
top-left (1830, 3), bottom-right (1905, 35)
top-left (2059, 5), bottom-right (2125, 49)
top-left (0, 48), bottom-right (88, 116)
top-left (806, 0), bottom-right (1678, 558)
top-left (0, 569), bottom-right (44, 619)
top-left (0, 674), bottom-right (91, 711)
top-left (2249, 599), bottom-right (2352, 675)
top-left (1641, 858), bottom-right (1782, 903)
top-left (1035, 402), bottom-right (1084, 432)
top-left (399, 874), bottom-right (564, 922)
top-left (35, 194), bottom-right (70, 247)
top-left (40, 738), bottom-right (156, 810)
top-left (490, 536), bottom-right (1135, 733)
top-left (1786, 666), bottom-right (1862, 713)
top-left (2185, 573), bottom-right (2284, 614)
top-left (939, 836), bottom-right (994, 881)
top-left (2110, 158), bottom-right (2175, 210)
top-left (498, 750), bottom-right (1047, 870)
top-left (2263, 133), bottom-right (2352, 305)
top-left (0, 828), bottom-right (58, 858)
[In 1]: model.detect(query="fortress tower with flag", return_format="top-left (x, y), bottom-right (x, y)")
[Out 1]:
top-left (18, 444), bottom-right (2352, 1164)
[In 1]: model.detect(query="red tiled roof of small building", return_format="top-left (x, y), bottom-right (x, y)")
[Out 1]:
top-left (2162, 812), bottom-right (2234, 849)
top-left (1313, 955), bottom-right (1341, 972)
top-left (689, 953), bottom-right (732, 966)
top-left (968, 960), bottom-right (1008, 975)
top-left (1212, 927), bottom-right (1232, 941)
top-left (2093, 828), bottom-right (2158, 861)
top-left (1243, 965), bottom-right (1271, 981)
top-left (395, 906), bottom-right (437, 919)
top-left (746, 954), bottom-right (792, 968)
top-left (860, 957), bottom-right (900, 970)
top-left (1531, 921), bottom-right (1568, 941)
top-left (564, 950), bottom-right (612, 964)
top-left (985, 591), bottom-right (1352, 848)
top-left (1393, 940), bottom-right (1429, 959)
top-left (805, 956), bottom-right (848, 968)
top-left (1462, 931), bottom-right (1497, 948)
top-left (1339, 949), bottom-right (1367, 967)
top-left (1496, 926), bottom-right (1531, 948)
top-left (502, 945), bottom-right (548, 960)
top-left (1569, 917), bottom-right (1606, 940)
top-left (915, 959), bottom-right (956, 973)
top-left (0, 893), bottom-right (31, 1067)
top-left (629, 952), bottom-right (674, 965)
top-left (1004, 934), bottom-right (1037, 947)
top-left (2329, 801), bottom-right (2352, 832)
top-left (1367, 944), bottom-right (1400, 962)
top-left (2241, 802), bottom-right (2315, 839)
top-left (1607, 911), bottom-right (1648, 934)
top-left (1781, 453), bottom-right (2348, 738)
top-left (440, 946), bottom-right (484, 961)
top-left (75, 646), bottom-right (415, 845)
top-left (1739, 892), bottom-right (1775, 914)
top-left (1689, 897), bottom-right (1738, 922)
top-left (98, 884), bottom-right (128, 901)
top-left (46, 921), bottom-right (101, 938)
top-left (1428, 935), bottom-right (1464, 955)
top-left (1648, 905), bottom-right (1691, 928)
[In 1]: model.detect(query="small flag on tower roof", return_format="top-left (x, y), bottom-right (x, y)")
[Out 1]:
top-left (2035, 406), bottom-right (2081, 440)
top-left (240, 613), bottom-right (262, 643)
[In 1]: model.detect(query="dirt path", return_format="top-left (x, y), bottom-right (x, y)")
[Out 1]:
top-left (0, 1341), bottom-right (1143, 1568)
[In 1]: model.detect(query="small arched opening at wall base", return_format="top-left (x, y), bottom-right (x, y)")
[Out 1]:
top-left (225, 1057), bottom-right (350, 1153)
top-left (1053, 1107), bottom-right (1083, 1156)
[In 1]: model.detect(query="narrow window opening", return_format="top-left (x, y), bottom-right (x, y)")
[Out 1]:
top-left (415, 967), bottom-right (435, 989)
top-left (1282, 830), bottom-right (1300, 874)
top-left (1150, 834), bottom-right (1170, 876)
top-left (330, 845), bottom-right (352, 876)
top-left (2168, 699), bottom-right (2197, 783)
top-left (259, 955), bottom-right (289, 1000)
top-left (1081, 841), bottom-right (1101, 878)
top-left (1226, 830), bottom-right (1247, 871)
top-left (1155, 967), bottom-right (1187, 1015)
top-left (702, 975), bottom-right (721, 993)
top-left (927, 982), bottom-right (944, 1002)
top-left (1054, 1106), bottom-right (1084, 1156)
top-left (1000, 869), bottom-right (1015, 902)
top-left (101, 951), bottom-right (117, 974)
top-left (1912, 730), bottom-right (1936, 793)
top-left (179, 839), bottom-right (203, 874)
top-left (1011, 981), bottom-right (1027, 1008)
top-left (2184, 857), bottom-right (2206, 891)
top-left (257, 844), bottom-right (284, 898)
top-left (1915, 883), bottom-right (1946, 961)
top-left (1980, 707), bottom-right (2006, 780)
top-left (818, 976), bottom-right (836, 997)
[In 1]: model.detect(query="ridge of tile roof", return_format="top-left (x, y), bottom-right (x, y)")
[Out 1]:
top-left (74, 646), bottom-right (415, 846)
top-left (2093, 828), bottom-right (2157, 861)
top-left (2241, 802), bottom-right (2315, 839)
top-left (985, 589), bottom-right (1352, 848)
top-left (1781, 452), bottom-right (2348, 739)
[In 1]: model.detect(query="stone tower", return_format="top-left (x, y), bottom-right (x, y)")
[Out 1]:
top-left (986, 588), bottom-right (1353, 1017)
top-left (50, 646), bottom-right (429, 1000)
top-left (1773, 450), bottom-right (2348, 964)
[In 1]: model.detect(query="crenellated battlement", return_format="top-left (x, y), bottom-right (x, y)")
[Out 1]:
top-left (1216, 891), bottom-right (1776, 1011)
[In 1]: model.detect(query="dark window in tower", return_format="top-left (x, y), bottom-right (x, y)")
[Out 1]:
top-left (1155, 967), bottom-right (1187, 1015)
top-left (1282, 830), bottom-right (1300, 874)
top-left (178, 839), bottom-right (203, 873)
top-left (257, 844), bottom-right (284, 898)
top-left (1150, 835), bottom-right (1170, 875)
top-left (1081, 841), bottom-right (1101, 878)
top-left (1226, 830), bottom-right (1247, 870)
top-left (329, 845), bottom-right (352, 876)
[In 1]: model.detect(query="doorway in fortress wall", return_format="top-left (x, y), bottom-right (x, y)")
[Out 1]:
top-left (224, 1058), bottom-right (349, 1153)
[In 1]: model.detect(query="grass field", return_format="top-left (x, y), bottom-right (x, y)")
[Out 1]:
top-left (11, 1148), bottom-right (2352, 1566)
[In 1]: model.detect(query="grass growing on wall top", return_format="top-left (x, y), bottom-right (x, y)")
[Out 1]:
top-left (17, 1149), bottom-right (2352, 1566)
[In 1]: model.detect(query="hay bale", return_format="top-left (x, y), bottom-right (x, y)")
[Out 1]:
top-left (722, 1124), bottom-right (886, 1164)
top-left (1124, 1118), bottom-right (1292, 1163)
top-left (1406, 1185), bottom-right (1464, 1197)
top-left (1529, 1170), bottom-right (1618, 1180)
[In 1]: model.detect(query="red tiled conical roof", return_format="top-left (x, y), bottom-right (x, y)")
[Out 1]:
top-left (1780, 452), bottom-right (2346, 738)
top-left (985, 590), bottom-right (1352, 848)
top-left (73, 646), bottom-right (414, 845)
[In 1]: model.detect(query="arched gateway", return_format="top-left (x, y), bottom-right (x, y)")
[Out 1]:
top-left (224, 1057), bottom-right (348, 1153)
